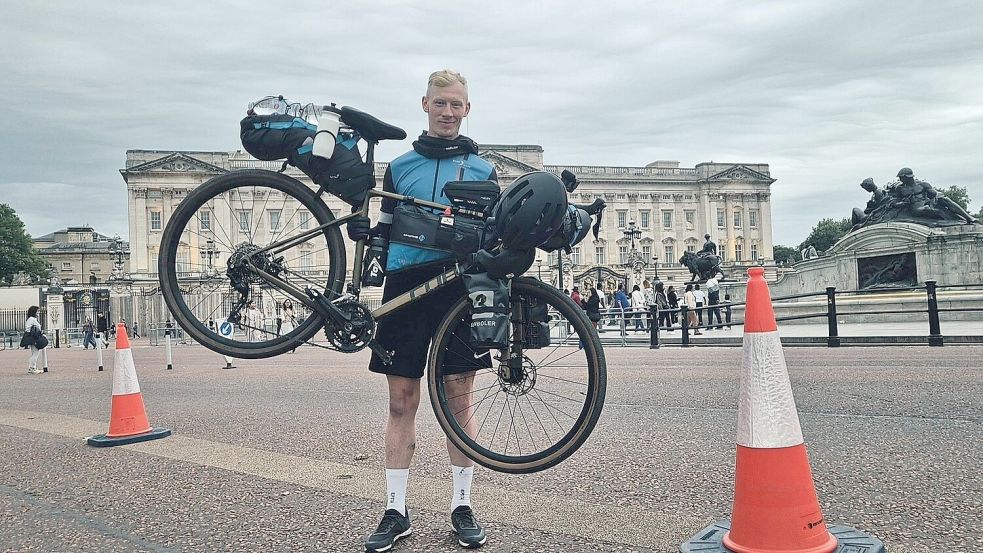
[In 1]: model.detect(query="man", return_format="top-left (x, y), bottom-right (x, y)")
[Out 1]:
top-left (349, 70), bottom-right (494, 552)
top-left (96, 311), bottom-right (109, 347)
top-left (705, 277), bottom-right (722, 330)
top-left (693, 283), bottom-right (706, 327)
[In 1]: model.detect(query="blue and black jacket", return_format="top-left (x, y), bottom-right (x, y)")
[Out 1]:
top-left (379, 134), bottom-right (497, 273)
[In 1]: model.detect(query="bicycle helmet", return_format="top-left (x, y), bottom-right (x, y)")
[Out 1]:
top-left (492, 171), bottom-right (569, 250)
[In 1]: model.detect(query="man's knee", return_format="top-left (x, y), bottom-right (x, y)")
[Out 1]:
top-left (387, 376), bottom-right (421, 418)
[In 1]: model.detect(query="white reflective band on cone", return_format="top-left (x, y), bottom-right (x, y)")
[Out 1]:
top-left (112, 349), bottom-right (142, 396)
top-left (736, 331), bottom-right (803, 448)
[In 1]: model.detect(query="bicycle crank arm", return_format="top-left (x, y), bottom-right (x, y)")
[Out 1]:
top-left (304, 287), bottom-right (355, 327)
top-left (367, 339), bottom-right (394, 366)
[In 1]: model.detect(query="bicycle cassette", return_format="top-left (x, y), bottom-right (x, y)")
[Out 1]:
top-left (325, 299), bottom-right (375, 352)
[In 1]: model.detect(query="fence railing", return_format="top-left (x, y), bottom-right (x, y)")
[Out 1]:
top-left (627, 280), bottom-right (981, 348)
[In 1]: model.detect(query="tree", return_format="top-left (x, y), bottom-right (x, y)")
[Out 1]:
top-left (0, 204), bottom-right (50, 285)
top-left (797, 217), bottom-right (853, 253)
top-left (773, 245), bottom-right (802, 264)
top-left (936, 185), bottom-right (971, 210)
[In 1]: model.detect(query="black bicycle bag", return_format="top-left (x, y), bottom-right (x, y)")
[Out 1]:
top-left (521, 294), bottom-right (551, 349)
top-left (390, 204), bottom-right (485, 257)
top-left (444, 180), bottom-right (500, 215)
top-left (463, 271), bottom-right (510, 348)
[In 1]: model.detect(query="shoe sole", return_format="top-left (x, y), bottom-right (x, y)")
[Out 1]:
top-left (451, 527), bottom-right (487, 549)
top-left (365, 527), bottom-right (412, 553)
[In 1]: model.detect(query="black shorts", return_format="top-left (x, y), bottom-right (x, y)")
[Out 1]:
top-left (369, 264), bottom-right (492, 379)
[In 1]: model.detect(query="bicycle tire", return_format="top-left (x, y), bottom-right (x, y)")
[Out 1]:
top-left (428, 277), bottom-right (606, 473)
top-left (159, 169), bottom-right (346, 358)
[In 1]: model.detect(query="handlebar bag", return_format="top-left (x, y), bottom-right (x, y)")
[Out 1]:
top-left (390, 204), bottom-right (485, 257)
top-left (444, 180), bottom-right (501, 215)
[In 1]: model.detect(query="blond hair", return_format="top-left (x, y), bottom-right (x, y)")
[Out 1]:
top-left (427, 69), bottom-right (467, 90)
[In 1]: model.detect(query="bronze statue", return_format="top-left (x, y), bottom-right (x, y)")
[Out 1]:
top-left (680, 249), bottom-right (724, 282)
top-left (850, 168), bottom-right (978, 230)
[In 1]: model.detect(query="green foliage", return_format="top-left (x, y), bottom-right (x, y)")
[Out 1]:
top-left (0, 204), bottom-right (50, 284)
top-left (773, 245), bottom-right (802, 264)
top-left (797, 217), bottom-right (853, 253)
top-left (936, 185), bottom-right (971, 210)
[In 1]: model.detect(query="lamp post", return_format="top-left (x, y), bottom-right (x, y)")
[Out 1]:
top-left (199, 239), bottom-right (219, 279)
top-left (620, 220), bottom-right (647, 288)
top-left (109, 235), bottom-right (130, 294)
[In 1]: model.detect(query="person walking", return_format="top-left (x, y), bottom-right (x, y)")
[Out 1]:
top-left (642, 279), bottom-right (656, 330)
top-left (614, 284), bottom-right (631, 332)
top-left (96, 311), bottom-right (109, 348)
top-left (280, 299), bottom-right (297, 353)
top-left (585, 288), bottom-right (602, 330)
top-left (570, 286), bottom-right (584, 309)
top-left (82, 317), bottom-right (97, 349)
top-left (346, 70), bottom-right (493, 552)
top-left (245, 300), bottom-right (264, 342)
top-left (666, 286), bottom-right (679, 326)
top-left (655, 282), bottom-right (672, 331)
top-left (693, 284), bottom-right (706, 327)
top-left (132, 320), bottom-right (140, 338)
top-left (724, 293), bottom-right (733, 329)
top-left (22, 306), bottom-right (45, 374)
top-left (705, 277), bottom-right (722, 330)
top-left (684, 284), bottom-right (701, 336)
top-left (630, 284), bottom-right (646, 331)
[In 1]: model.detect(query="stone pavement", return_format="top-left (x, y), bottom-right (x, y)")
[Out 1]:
top-left (0, 342), bottom-right (980, 552)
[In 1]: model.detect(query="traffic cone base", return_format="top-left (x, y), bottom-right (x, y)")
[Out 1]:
top-left (87, 322), bottom-right (170, 448)
top-left (680, 522), bottom-right (885, 553)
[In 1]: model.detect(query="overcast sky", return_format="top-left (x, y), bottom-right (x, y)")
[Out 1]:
top-left (2, 1), bottom-right (982, 246)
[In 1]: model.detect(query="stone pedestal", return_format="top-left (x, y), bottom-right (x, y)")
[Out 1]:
top-left (45, 288), bottom-right (65, 335)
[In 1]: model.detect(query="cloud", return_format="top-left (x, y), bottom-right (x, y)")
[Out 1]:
top-left (2, 0), bottom-right (982, 245)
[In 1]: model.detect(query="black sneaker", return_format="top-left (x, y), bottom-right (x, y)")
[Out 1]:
top-left (365, 509), bottom-right (412, 552)
top-left (450, 505), bottom-right (487, 549)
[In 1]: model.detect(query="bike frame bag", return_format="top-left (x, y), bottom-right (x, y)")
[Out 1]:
top-left (390, 204), bottom-right (485, 257)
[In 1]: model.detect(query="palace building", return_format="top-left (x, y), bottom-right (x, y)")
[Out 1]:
top-left (121, 146), bottom-right (775, 290)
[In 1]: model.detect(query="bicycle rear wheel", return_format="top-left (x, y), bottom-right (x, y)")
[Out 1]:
top-left (428, 277), bottom-right (606, 473)
top-left (159, 169), bottom-right (346, 358)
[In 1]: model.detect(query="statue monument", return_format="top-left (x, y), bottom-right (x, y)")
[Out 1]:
top-left (679, 233), bottom-right (724, 282)
top-left (851, 168), bottom-right (978, 230)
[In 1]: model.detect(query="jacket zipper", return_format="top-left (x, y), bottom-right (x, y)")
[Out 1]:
top-left (431, 158), bottom-right (441, 203)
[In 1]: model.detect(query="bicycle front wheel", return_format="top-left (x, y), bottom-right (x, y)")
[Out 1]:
top-left (159, 170), bottom-right (346, 358)
top-left (428, 277), bottom-right (606, 473)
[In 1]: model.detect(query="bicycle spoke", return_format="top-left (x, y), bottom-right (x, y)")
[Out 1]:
top-left (524, 394), bottom-right (552, 444)
top-left (535, 372), bottom-right (588, 386)
top-left (514, 397), bottom-right (537, 451)
top-left (530, 388), bottom-right (577, 420)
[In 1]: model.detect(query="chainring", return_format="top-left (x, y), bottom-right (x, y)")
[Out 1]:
top-left (325, 299), bottom-right (375, 352)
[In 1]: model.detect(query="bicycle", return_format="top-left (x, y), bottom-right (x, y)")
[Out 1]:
top-left (159, 101), bottom-right (606, 473)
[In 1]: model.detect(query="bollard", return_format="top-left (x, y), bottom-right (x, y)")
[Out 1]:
top-left (649, 305), bottom-right (660, 349)
top-left (222, 356), bottom-right (236, 370)
top-left (825, 286), bottom-right (840, 347)
top-left (42, 346), bottom-right (49, 373)
top-left (680, 305), bottom-right (690, 347)
top-left (96, 332), bottom-right (104, 371)
top-left (55, 329), bottom-right (60, 349)
top-left (165, 329), bottom-right (173, 370)
top-left (926, 280), bottom-right (943, 347)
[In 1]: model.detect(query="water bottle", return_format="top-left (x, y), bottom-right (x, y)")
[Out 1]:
top-left (313, 105), bottom-right (342, 161)
top-left (362, 236), bottom-right (388, 287)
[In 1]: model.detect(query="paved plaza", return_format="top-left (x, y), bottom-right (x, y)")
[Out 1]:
top-left (1, 340), bottom-right (980, 552)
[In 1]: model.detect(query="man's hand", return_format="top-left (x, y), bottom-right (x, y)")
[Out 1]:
top-left (347, 216), bottom-right (374, 241)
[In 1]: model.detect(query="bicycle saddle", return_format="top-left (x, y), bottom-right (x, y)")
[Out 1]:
top-left (340, 106), bottom-right (407, 142)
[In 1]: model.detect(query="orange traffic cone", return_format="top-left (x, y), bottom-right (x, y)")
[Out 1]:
top-left (680, 267), bottom-right (883, 553)
top-left (87, 323), bottom-right (171, 447)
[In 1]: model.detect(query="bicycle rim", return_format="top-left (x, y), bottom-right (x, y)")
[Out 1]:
top-left (159, 170), bottom-right (346, 358)
top-left (428, 277), bottom-right (606, 473)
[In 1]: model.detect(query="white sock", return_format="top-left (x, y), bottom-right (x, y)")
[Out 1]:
top-left (385, 468), bottom-right (409, 515)
top-left (450, 465), bottom-right (473, 511)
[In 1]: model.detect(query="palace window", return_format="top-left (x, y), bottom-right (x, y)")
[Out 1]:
top-left (595, 245), bottom-right (606, 265)
top-left (299, 211), bottom-right (311, 230)
top-left (176, 252), bottom-right (190, 276)
top-left (662, 210), bottom-right (673, 229)
top-left (268, 209), bottom-right (282, 231)
top-left (199, 210), bottom-right (211, 231)
top-left (150, 211), bottom-right (162, 231)
top-left (617, 210), bottom-right (627, 228)
top-left (150, 251), bottom-right (158, 272)
top-left (750, 243), bottom-right (759, 261)
top-left (735, 243), bottom-right (744, 261)
top-left (61, 262), bottom-right (72, 272)
top-left (684, 210), bottom-right (695, 229)
top-left (642, 244), bottom-right (652, 261)
top-left (717, 208), bottom-right (725, 228)
top-left (571, 246), bottom-right (581, 266)
top-left (238, 210), bottom-right (251, 233)
top-left (749, 209), bottom-right (758, 228)
top-left (639, 210), bottom-right (650, 229)
top-left (687, 244), bottom-right (696, 253)
top-left (663, 244), bottom-right (675, 264)
top-left (300, 249), bottom-right (314, 272)
top-left (733, 210), bottom-right (742, 229)
top-left (619, 246), bottom-right (628, 265)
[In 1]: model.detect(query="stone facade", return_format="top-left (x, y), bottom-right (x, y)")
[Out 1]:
top-left (32, 226), bottom-right (130, 285)
top-left (120, 148), bottom-right (775, 288)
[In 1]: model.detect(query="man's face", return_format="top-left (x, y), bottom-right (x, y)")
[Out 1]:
top-left (423, 82), bottom-right (470, 139)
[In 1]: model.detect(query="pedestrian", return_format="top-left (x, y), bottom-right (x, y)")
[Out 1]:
top-left (585, 287), bottom-right (602, 330)
top-left (132, 320), bottom-right (140, 338)
top-left (21, 306), bottom-right (46, 374)
top-left (642, 279), bottom-right (656, 330)
top-left (693, 283), bottom-right (706, 327)
top-left (630, 284), bottom-right (646, 331)
top-left (705, 277), bottom-right (722, 330)
top-left (614, 284), bottom-right (631, 331)
top-left (724, 293), bottom-right (733, 329)
top-left (570, 286), bottom-right (583, 309)
top-left (120, 317), bottom-right (129, 337)
top-left (96, 311), bottom-right (109, 347)
top-left (245, 300), bottom-right (264, 342)
top-left (82, 317), bottom-right (97, 349)
top-left (667, 286), bottom-right (679, 325)
top-left (281, 299), bottom-right (297, 353)
top-left (655, 282), bottom-right (672, 331)
top-left (346, 69), bottom-right (492, 552)
top-left (684, 284), bottom-right (701, 335)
